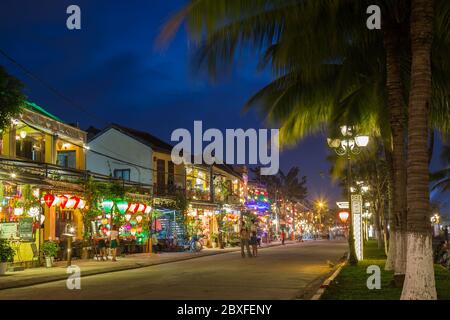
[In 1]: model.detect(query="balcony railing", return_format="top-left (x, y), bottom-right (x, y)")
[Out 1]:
top-left (0, 156), bottom-right (152, 193)
top-left (153, 183), bottom-right (185, 198)
top-left (186, 188), bottom-right (211, 202)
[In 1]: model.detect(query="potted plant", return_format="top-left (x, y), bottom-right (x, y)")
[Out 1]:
top-left (0, 239), bottom-right (15, 275)
top-left (210, 234), bottom-right (218, 248)
top-left (42, 241), bottom-right (59, 268)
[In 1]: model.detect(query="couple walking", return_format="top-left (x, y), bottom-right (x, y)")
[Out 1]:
top-left (240, 222), bottom-right (258, 258)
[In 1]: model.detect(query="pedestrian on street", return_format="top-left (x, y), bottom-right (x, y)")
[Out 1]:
top-left (151, 233), bottom-right (160, 254)
top-left (281, 230), bottom-right (286, 245)
top-left (250, 231), bottom-right (258, 257)
top-left (97, 234), bottom-right (107, 261)
top-left (240, 223), bottom-right (252, 258)
top-left (109, 225), bottom-right (120, 262)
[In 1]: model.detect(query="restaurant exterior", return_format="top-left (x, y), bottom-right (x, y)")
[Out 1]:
top-left (0, 102), bottom-right (88, 267)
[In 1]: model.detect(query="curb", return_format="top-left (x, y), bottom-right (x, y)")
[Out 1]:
top-left (310, 258), bottom-right (347, 300)
top-left (0, 240), bottom-right (299, 291)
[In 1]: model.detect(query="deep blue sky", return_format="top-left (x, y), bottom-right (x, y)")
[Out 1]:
top-left (1, 0), bottom-right (448, 212)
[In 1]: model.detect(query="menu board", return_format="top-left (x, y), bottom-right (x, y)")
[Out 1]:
top-left (19, 218), bottom-right (34, 242)
top-left (0, 222), bottom-right (19, 240)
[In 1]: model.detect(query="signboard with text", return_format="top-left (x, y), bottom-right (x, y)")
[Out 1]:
top-left (0, 222), bottom-right (19, 240)
top-left (19, 218), bottom-right (34, 242)
top-left (351, 194), bottom-right (363, 261)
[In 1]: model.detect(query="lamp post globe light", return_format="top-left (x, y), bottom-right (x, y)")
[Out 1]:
top-left (327, 125), bottom-right (369, 265)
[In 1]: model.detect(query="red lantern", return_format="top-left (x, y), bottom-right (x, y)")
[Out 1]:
top-left (339, 211), bottom-right (349, 223)
top-left (128, 203), bottom-right (139, 214)
top-left (138, 203), bottom-right (146, 213)
top-left (43, 193), bottom-right (55, 207)
top-left (137, 226), bottom-right (143, 234)
top-left (66, 196), bottom-right (81, 209)
top-left (59, 195), bottom-right (69, 209)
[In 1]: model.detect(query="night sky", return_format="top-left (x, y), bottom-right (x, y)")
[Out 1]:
top-left (1, 0), bottom-right (448, 212)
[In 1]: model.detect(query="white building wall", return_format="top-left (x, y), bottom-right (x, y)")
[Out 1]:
top-left (86, 128), bottom-right (153, 185)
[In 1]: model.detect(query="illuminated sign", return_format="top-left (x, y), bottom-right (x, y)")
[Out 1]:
top-left (351, 194), bottom-right (363, 261)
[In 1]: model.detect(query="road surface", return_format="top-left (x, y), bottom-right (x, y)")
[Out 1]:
top-left (0, 240), bottom-right (347, 300)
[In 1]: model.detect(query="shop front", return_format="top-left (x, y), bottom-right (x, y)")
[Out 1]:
top-left (0, 183), bottom-right (41, 269)
top-left (91, 199), bottom-right (152, 255)
top-left (186, 204), bottom-right (221, 248)
top-left (41, 189), bottom-right (87, 260)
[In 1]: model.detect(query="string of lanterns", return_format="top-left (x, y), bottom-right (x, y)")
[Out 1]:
top-left (42, 193), bottom-right (85, 209)
top-left (97, 199), bottom-right (152, 238)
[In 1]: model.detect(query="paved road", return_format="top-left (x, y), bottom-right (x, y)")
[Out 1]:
top-left (0, 240), bottom-right (347, 300)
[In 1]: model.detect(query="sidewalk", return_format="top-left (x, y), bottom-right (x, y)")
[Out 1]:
top-left (0, 240), bottom-right (298, 290)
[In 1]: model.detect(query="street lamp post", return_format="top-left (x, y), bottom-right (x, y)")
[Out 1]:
top-left (327, 125), bottom-right (369, 265)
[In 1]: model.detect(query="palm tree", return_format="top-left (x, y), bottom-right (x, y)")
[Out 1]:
top-left (159, 0), bottom-right (450, 298)
top-left (401, 0), bottom-right (437, 300)
top-left (0, 66), bottom-right (25, 131)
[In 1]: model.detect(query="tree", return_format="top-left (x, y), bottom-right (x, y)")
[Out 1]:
top-left (160, 0), bottom-right (450, 298)
top-left (401, 0), bottom-right (437, 300)
top-left (0, 66), bottom-right (25, 131)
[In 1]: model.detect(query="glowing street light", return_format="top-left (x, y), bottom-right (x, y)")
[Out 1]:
top-left (327, 125), bottom-right (370, 265)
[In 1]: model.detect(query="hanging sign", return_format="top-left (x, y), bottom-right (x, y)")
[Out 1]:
top-left (0, 222), bottom-right (19, 240)
top-left (19, 218), bottom-right (34, 242)
top-left (351, 194), bottom-right (363, 261)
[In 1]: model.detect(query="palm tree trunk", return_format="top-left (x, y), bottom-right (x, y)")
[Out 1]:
top-left (383, 25), bottom-right (407, 278)
top-left (401, 0), bottom-right (436, 300)
top-left (384, 147), bottom-right (397, 270)
top-left (375, 204), bottom-right (384, 250)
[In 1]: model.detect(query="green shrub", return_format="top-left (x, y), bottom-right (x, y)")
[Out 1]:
top-left (0, 239), bottom-right (15, 263)
top-left (42, 241), bottom-right (59, 257)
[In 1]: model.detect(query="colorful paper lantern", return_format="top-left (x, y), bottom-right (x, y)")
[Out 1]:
top-left (128, 203), bottom-right (139, 214)
top-left (339, 211), bottom-right (349, 223)
top-left (137, 226), bottom-right (143, 234)
top-left (66, 196), bottom-right (81, 209)
top-left (130, 228), bottom-right (137, 236)
top-left (135, 215), bottom-right (143, 224)
top-left (78, 199), bottom-right (86, 209)
top-left (144, 206), bottom-right (152, 214)
top-left (101, 199), bottom-right (114, 213)
top-left (101, 218), bottom-right (109, 225)
top-left (116, 200), bottom-right (128, 214)
top-left (43, 193), bottom-right (55, 207)
top-left (137, 203), bottom-right (146, 213)
top-left (59, 195), bottom-right (69, 209)
top-left (125, 213), bottom-right (132, 222)
top-left (14, 207), bottom-right (24, 216)
top-left (28, 207), bottom-right (40, 217)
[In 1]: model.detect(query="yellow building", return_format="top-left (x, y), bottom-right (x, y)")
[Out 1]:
top-left (0, 101), bottom-right (87, 267)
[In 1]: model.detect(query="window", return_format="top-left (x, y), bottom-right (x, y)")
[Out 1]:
top-left (57, 151), bottom-right (76, 168)
top-left (114, 169), bottom-right (131, 181)
top-left (16, 135), bottom-right (45, 162)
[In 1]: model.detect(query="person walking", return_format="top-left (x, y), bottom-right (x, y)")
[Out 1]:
top-left (97, 234), bottom-right (107, 261)
top-left (240, 223), bottom-right (252, 258)
top-left (151, 233), bottom-right (160, 254)
top-left (250, 231), bottom-right (258, 257)
top-left (109, 225), bottom-right (120, 262)
top-left (281, 230), bottom-right (286, 245)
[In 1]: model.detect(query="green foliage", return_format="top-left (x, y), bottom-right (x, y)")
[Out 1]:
top-left (21, 184), bottom-right (40, 210)
top-left (41, 241), bottom-right (59, 258)
top-left (0, 66), bottom-right (25, 132)
top-left (322, 241), bottom-right (450, 300)
top-left (81, 177), bottom-right (129, 238)
top-left (0, 239), bottom-right (15, 262)
top-left (161, 0), bottom-right (450, 145)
